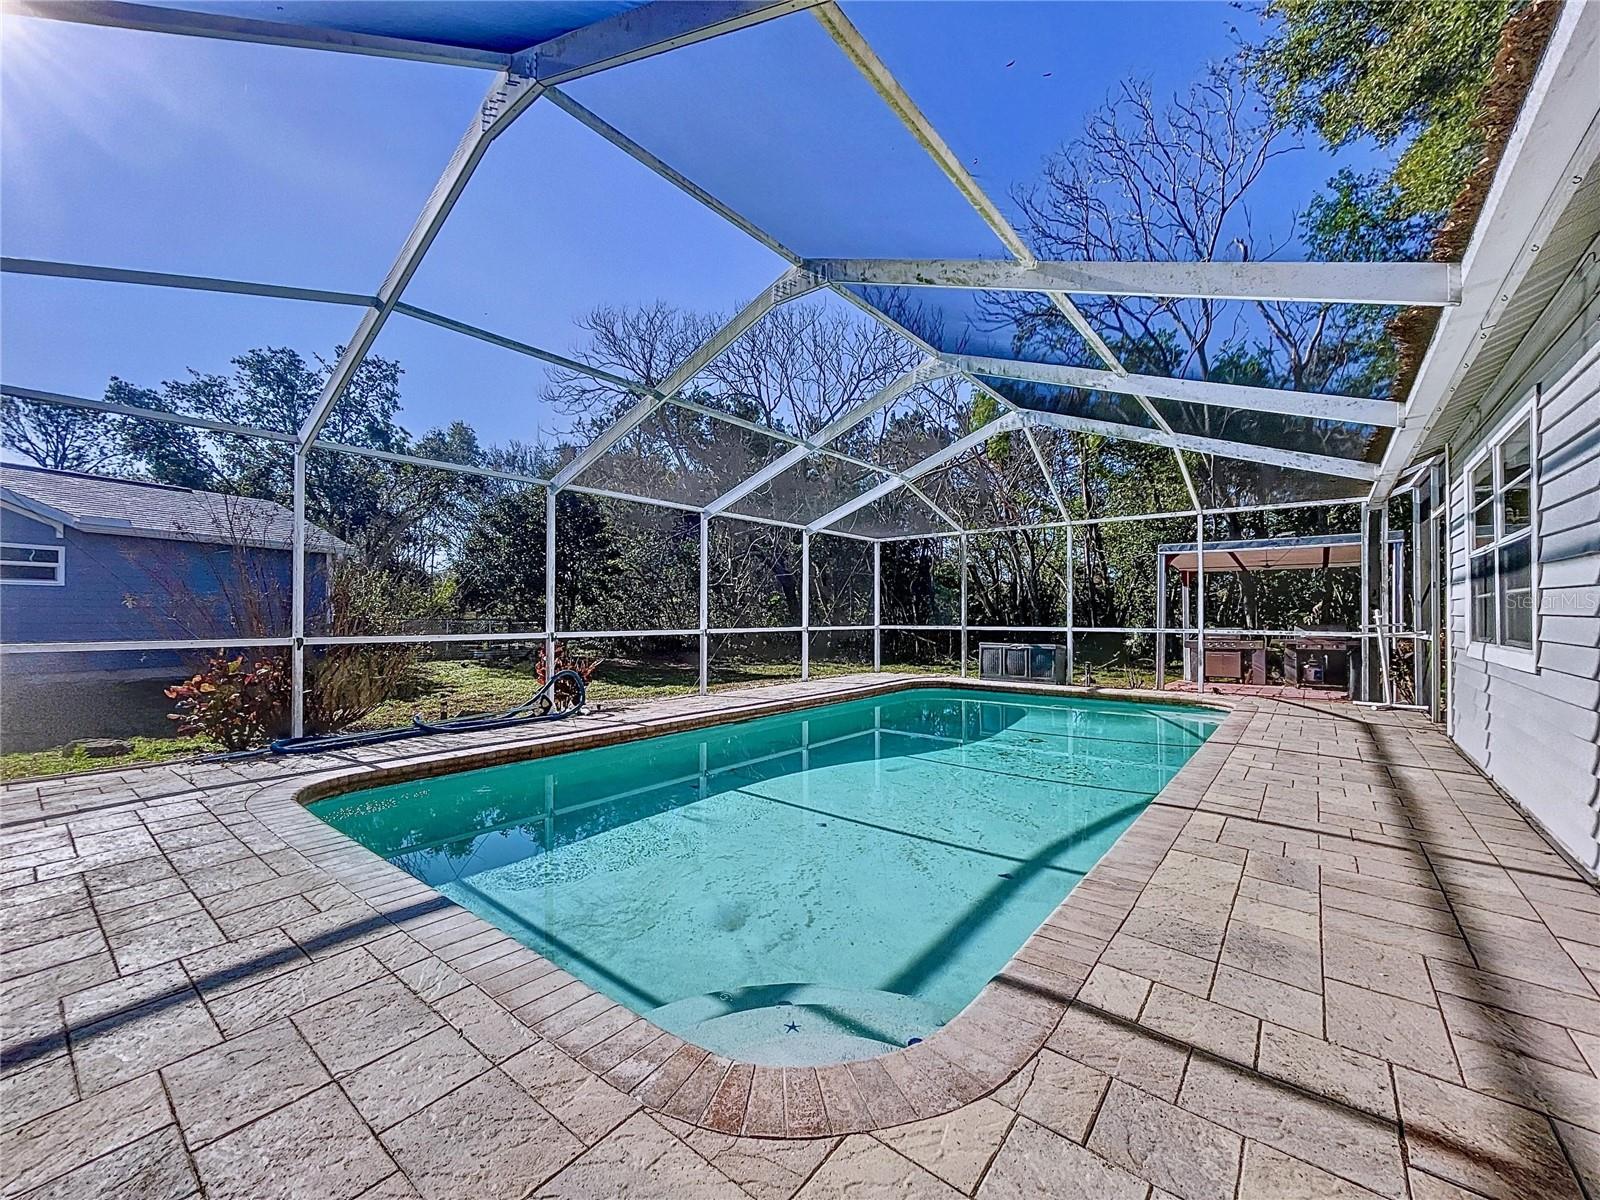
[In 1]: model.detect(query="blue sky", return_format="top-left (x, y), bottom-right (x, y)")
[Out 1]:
top-left (1, 2), bottom-right (1383, 451)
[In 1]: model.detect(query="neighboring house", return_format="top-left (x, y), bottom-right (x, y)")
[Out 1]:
top-left (1394, 5), bottom-right (1600, 877)
top-left (0, 464), bottom-right (347, 678)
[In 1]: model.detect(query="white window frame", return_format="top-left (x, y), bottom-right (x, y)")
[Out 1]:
top-left (0, 541), bottom-right (66, 587)
top-left (1462, 395), bottom-right (1538, 671)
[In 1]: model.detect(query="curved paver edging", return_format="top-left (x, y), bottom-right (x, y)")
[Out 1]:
top-left (245, 676), bottom-right (1247, 1138)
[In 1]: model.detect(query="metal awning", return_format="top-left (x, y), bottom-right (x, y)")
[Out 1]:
top-left (1158, 532), bottom-right (1402, 574)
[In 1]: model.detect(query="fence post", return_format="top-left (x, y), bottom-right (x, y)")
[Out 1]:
top-left (699, 515), bottom-right (709, 695)
top-left (872, 539), bottom-right (881, 672)
top-left (800, 531), bottom-right (811, 681)
top-left (959, 532), bottom-right (969, 677)
top-left (544, 485), bottom-right (557, 676)
top-left (1195, 512), bottom-right (1207, 696)
top-left (290, 448), bottom-right (307, 738)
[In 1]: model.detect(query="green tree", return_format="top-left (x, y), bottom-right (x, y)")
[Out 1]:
top-left (454, 489), bottom-right (619, 632)
top-left (2, 395), bottom-right (121, 472)
top-left (108, 380), bottom-right (217, 490)
top-left (1250, 0), bottom-right (1516, 219)
top-left (114, 346), bottom-right (489, 574)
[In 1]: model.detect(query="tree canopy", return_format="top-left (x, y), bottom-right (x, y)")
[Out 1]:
top-left (1250, 0), bottom-right (1517, 222)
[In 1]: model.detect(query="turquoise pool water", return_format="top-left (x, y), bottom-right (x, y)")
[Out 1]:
top-left (311, 687), bottom-right (1220, 1064)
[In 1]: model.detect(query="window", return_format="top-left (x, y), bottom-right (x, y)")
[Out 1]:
top-left (0, 542), bottom-right (65, 585)
top-left (1465, 402), bottom-right (1536, 663)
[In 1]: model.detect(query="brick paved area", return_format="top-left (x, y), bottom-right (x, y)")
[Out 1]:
top-left (2, 675), bottom-right (1596, 1199)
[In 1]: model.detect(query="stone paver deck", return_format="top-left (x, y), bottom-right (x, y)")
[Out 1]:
top-left (2, 673), bottom-right (1596, 1200)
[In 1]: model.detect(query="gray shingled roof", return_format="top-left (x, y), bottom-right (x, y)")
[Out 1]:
top-left (0, 465), bottom-right (350, 555)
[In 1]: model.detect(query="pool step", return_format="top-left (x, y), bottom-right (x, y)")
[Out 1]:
top-left (649, 983), bottom-right (942, 1067)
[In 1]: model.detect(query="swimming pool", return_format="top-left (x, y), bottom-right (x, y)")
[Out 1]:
top-left (311, 686), bottom-right (1221, 1065)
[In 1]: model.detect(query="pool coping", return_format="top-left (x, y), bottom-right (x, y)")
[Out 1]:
top-left (244, 675), bottom-right (1246, 1137)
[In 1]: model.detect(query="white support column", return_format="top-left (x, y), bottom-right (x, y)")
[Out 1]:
top-left (1410, 484), bottom-right (1425, 708)
top-left (1064, 524), bottom-right (1075, 685)
top-left (800, 532), bottom-right (812, 681)
top-left (1155, 549), bottom-right (1168, 691)
top-left (872, 540), bottom-right (882, 672)
top-left (699, 515), bottom-right (710, 695)
top-left (290, 449), bottom-right (307, 738)
top-left (1195, 513), bottom-right (1207, 696)
top-left (959, 532), bottom-right (969, 678)
top-left (1379, 504), bottom-right (1394, 705)
top-left (1358, 503), bottom-right (1388, 702)
top-left (544, 486), bottom-right (557, 674)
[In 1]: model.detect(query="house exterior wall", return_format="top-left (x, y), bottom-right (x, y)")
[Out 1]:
top-left (1444, 253), bottom-right (1600, 878)
top-left (1, 525), bottom-right (300, 678)
top-left (1, 506), bottom-right (62, 547)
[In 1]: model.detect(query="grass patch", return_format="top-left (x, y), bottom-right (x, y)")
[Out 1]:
top-left (0, 736), bottom-right (218, 783)
top-left (0, 655), bottom-right (951, 782)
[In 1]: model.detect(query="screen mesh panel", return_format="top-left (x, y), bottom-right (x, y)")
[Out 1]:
top-left (562, 11), bottom-right (1009, 259)
top-left (572, 403), bottom-right (795, 507)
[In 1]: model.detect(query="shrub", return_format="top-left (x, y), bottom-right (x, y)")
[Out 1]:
top-left (165, 654), bottom-right (290, 750)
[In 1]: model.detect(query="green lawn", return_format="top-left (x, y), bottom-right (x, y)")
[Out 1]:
top-left (0, 656), bottom-right (950, 783)
top-left (0, 736), bottom-right (219, 783)
top-left (0, 648), bottom-right (1184, 783)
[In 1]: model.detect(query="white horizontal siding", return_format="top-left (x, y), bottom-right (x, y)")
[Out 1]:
top-left (1446, 323), bottom-right (1600, 878)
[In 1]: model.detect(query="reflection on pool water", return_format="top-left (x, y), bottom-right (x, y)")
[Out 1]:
top-left (311, 687), bottom-right (1221, 1064)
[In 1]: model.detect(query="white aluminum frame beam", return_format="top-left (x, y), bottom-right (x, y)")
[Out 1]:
top-left (2, 385), bottom-right (298, 444)
top-left (296, 67), bottom-right (546, 450)
top-left (537, 88), bottom-right (1074, 533)
top-left (297, 1), bottom-right (819, 452)
top-left (807, 405), bottom-right (1370, 535)
top-left (392, 303), bottom-right (650, 393)
top-left (1023, 410), bottom-right (1377, 481)
top-left (2, 257), bottom-right (652, 400)
top-left (1, 258), bottom-right (377, 308)
top-left (811, 1), bottom-right (1203, 512)
top-left (1, 0), bottom-right (514, 69)
top-left (806, 259), bottom-right (1463, 307)
top-left (5, 0), bottom-right (819, 78)
top-left (518, 1), bottom-right (822, 84)
top-left (1023, 425), bottom-right (1071, 521)
top-left (959, 355), bottom-right (1401, 427)
top-left (0, 385), bottom-right (574, 489)
top-left (701, 358), bottom-right (953, 516)
top-left (549, 267), bottom-right (822, 490)
top-left (807, 413), bottom-right (1025, 531)
top-left (1369, 0), bottom-right (1600, 501)
top-left (651, 395), bottom-right (961, 529)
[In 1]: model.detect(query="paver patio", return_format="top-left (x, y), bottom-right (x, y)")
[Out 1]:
top-left (1, 674), bottom-right (1596, 1200)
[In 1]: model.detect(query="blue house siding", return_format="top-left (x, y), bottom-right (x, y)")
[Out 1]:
top-left (1, 506), bottom-right (63, 546)
top-left (1, 527), bottom-right (322, 679)
top-left (3, 528), bottom-right (296, 643)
